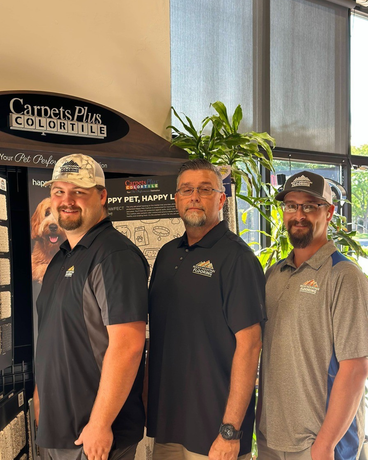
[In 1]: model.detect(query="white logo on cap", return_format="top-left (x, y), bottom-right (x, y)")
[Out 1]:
top-left (60, 160), bottom-right (80, 174)
top-left (291, 175), bottom-right (312, 188)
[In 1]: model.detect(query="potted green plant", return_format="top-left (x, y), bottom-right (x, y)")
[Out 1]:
top-left (168, 101), bottom-right (275, 232)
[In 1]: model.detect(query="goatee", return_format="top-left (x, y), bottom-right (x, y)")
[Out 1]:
top-left (183, 208), bottom-right (206, 227)
top-left (287, 219), bottom-right (313, 249)
top-left (57, 207), bottom-right (82, 231)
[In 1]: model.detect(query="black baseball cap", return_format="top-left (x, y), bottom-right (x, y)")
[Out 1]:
top-left (275, 171), bottom-right (332, 204)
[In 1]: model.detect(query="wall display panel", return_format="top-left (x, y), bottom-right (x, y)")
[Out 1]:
top-left (0, 390), bottom-right (26, 460)
top-left (0, 196), bottom-right (7, 221)
top-left (0, 176), bottom-right (12, 372)
top-left (270, 0), bottom-right (349, 154)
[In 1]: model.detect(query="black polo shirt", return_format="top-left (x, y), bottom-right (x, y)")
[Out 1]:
top-left (147, 221), bottom-right (266, 456)
top-left (35, 218), bottom-right (149, 449)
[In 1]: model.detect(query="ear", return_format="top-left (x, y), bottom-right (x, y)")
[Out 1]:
top-left (100, 188), bottom-right (108, 206)
top-left (327, 204), bottom-right (335, 222)
top-left (174, 192), bottom-right (179, 211)
top-left (218, 192), bottom-right (226, 211)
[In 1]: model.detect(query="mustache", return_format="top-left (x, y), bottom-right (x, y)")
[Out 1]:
top-left (185, 206), bottom-right (205, 212)
top-left (57, 205), bottom-right (81, 212)
top-left (287, 219), bottom-right (313, 230)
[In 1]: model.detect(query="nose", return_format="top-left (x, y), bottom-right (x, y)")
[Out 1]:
top-left (190, 188), bottom-right (201, 201)
top-left (62, 192), bottom-right (75, 206)
top-left (294, 207), bottom-right (306, 219)
top-left (49, 224), bottom-right (58, 232)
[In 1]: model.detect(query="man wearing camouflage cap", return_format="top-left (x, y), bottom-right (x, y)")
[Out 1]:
top-left (33, 154), bottom-right (149, 460)
top-left (258, 170), bottom-right (368, 460)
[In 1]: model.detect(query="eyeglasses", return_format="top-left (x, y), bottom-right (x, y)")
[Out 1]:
top-left (281, 203), bottom-right (329, 214)
top-left (176, 186), bottom-right (223, 197)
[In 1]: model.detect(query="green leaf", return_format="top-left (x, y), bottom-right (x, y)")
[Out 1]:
top-left (232, 105), bottom-right (243, 132)
top-left (170, 107), bottom-right (199, 139)
top-left (211, 101), bottom-right (232, 131)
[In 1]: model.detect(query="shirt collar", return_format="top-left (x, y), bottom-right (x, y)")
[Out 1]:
top-left (60, 217), bottom-right (112, 252)
top-left (281, 240), bottom-right (337, 271)
top-left (177, 220), bottom-right (229, 249)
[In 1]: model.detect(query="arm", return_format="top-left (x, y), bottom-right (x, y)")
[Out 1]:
top-left (311, 357), bottom-right (368, 460)
top-left (208, 323), bottom-right (262, 460)
top-left (75, 321), bottom-right (146, 460)
top-left (33, 384), bottom-right (40, 427)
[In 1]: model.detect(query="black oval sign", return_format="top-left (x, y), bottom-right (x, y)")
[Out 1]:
top-left (0, 91), bottom-right (129, 145)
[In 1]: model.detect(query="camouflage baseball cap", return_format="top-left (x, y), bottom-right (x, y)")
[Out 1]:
top-left (44, 154), bottom-right (105, 188)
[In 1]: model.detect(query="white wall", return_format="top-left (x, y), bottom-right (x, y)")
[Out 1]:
top-left (0, 0), bottom-right (171, 139)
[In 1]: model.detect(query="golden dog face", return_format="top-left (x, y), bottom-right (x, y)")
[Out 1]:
top-left (31, 197), bottom-right (66, 249)
top-left (31, 197), bottom-right (66, 283)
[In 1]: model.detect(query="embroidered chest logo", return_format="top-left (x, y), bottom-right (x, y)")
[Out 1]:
top-left (193, 260), bottom-right (215, 278)
top-left (65, 266), bottom-right (75, 278)
top-left (300, 279), bottom-right (319, 294)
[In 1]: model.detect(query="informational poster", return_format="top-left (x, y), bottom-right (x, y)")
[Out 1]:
top-left (107, 175), bottom-right (184, 273)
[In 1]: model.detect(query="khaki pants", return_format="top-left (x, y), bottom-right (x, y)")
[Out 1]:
top-left (153, 442), bottom-right (251, 460)
top-left (42, 444), bottom-right (137, 460)
top-left (257, 432), bottom-right (312, 460)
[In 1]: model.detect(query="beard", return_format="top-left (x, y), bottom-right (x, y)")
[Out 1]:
top-left (287, 219), bottom-right (314, 249)
top-left (182, 207), bottom-right (206, 227)
top-left (57, 207), bottom-right (82, 231)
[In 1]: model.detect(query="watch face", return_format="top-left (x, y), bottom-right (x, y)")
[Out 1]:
top-left (221, 424), bottom-right (235, 440)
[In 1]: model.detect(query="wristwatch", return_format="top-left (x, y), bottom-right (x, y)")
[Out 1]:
top-left (219, 423), bottom-right (243, 440)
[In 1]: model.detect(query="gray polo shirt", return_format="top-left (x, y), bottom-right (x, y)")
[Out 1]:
top-left (260, 241), bottom-right (368, 458)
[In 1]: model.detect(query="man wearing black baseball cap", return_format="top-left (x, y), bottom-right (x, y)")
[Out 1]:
top-left (258, 171), bottom-right (368, 460)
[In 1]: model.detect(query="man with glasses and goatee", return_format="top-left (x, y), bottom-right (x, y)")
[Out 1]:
top-left (147, 159), bottom-right (266, 460)
top-left (258, 171), bottom-right (368, 460)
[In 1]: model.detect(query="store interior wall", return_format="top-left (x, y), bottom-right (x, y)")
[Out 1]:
top-left (0, 0), bottom-right (171, 140)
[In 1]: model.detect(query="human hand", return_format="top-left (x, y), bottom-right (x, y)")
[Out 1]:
top-left (311, 440), bottom-right (334, 460)
top-left (208, 435), bottom-right (240, 460)
top-left (75, 422), bottom-right (113, 460)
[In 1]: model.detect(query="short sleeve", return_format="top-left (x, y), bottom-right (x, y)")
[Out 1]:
top-left (223, 250), bottom-right (266, 334)
top-left (91, 249), bottom-right (149, 325)
top-left (332, 263), bottom-right (368, 362)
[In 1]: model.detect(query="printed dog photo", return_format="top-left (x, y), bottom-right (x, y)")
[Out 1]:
top-left (31, 197), bottom-right (66, 283)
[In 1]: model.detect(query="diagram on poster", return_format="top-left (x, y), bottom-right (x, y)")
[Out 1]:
top-left (112, 217), bottom-right (184, 272)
